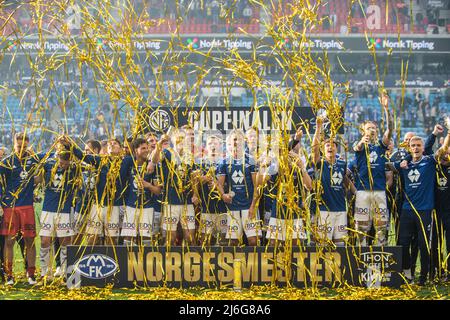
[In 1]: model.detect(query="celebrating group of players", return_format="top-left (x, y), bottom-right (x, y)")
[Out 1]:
top-left (1, 93), bottom-right (450, 287)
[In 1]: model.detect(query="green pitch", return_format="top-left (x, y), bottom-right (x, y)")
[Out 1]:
top-left (1, 205), bottom-right (449, 300)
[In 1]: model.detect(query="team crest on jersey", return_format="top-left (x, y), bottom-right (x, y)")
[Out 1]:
top-left (177, 165), bottom-right (187, 178)
top-left (52, 173), bottom-right (63, 188)
top-left (19, 170), bottom-right (28, 180)
top-left (84, 175), bottom-right (96, 190)
top-left (408, 169), bottom-right (420, 183)
top-left (232, 170), bottom-right (244, 184)
top-left (331, 171), bottom-right (343, 185)
top-left (438, 177), bottom-right (447, 187)
top-left (369, 151), bottom-right (378, 163)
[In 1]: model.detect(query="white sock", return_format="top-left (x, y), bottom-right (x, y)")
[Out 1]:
top-left (403, 269), bottom-right (412, 279)
top-left (123, 240), bottom-right (135, 246)
top-left (375, 229), bottom-right (387, 246)
top-left (40, 246), bottom-right (51, 277)
top-left (358, 236), bottom-right (367, 246)
top-left (60, 246), bottom-right (67, 274)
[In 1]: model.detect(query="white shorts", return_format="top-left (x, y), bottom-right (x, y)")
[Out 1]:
top-left (263, 211), bottom-right (271, 230)
top-left (316, 210), bottom-right (347, 240)
top-left (152, 210), bottom-right (161, 235)
top-left (226, 210), bottom-right (263, 240)
top-left (200, 213), bottom-right (228, 235)
top-left (120, 206), bottom-right (154, 238)
top-left (162, 204), bottom-right (196, 232)
top-left (266, 217), bottom-right (306, 241)
top-left (73, 210), bottom-right (84, 235)
top-left (354, 191), bottom-right (389, 223)
top-left (84, 205), bottom-right (121, 237)
top-left (39, 211), bottom-right (74, 238)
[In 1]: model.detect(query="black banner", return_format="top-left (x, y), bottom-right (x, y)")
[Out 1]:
top-left (66, 246), bottom-right (403, 289)
top-left (144, 106), bottom-right (336, 134)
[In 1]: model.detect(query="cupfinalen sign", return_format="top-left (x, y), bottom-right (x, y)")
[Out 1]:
top-left (66, 246), bottom-right (403, 289)
top-left (145, 106), bottom-right (329, 134)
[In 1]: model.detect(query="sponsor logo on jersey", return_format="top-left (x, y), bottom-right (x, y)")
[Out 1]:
top-left (52, 173), bottom-right (63, 188)
top-left (20, 170), bottom-right (28, 180)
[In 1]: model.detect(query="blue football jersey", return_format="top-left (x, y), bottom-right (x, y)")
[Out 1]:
top-left (0, 152), bottom-right (47, 208)
top-left (217, 155), bottom-right (257, 211)
top-left (42, 158), bottom-right (79, 214)
top-left (314, 158), bottom-right (347, 212)
top-left (354, 139), bottom-right (388, 191)
top-left (196, 157), bottom-right (227, 214)
top-left (160, 149), bottom-right (194, 205)
top-left (395, 155), bottom-right (436, 211)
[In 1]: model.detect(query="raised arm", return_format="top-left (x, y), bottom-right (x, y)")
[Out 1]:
top-left (289, 150), bottom-right (312, 191)
top-left (436, 121), bottom-right (450, 161)
top-left (312, 116), bottom-right (324, 164)
top-left (249, 171), bottom-right (261, 219)
top-left (381, 92), bottom-right (393, 147)
top-left (58, 135), bottom-right (101, 166)
top-left (425, 124), bottom-right (443, 155)
top-left (288, 127), bottom-right (303, 151)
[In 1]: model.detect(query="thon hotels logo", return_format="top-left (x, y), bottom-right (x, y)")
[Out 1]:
top-left (358, 251), bottom-right (396, 287)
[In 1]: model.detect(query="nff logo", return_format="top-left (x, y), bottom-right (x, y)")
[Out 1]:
top-left (149, 109), bottom-right (171, 132)
top-left (76, 254), bottom-right (118, 279)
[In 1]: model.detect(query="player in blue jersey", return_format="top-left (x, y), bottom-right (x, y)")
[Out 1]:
top-left (70, 137), bottom-right (139, 246)
top-left (193, 134), bottom-right (228, 246)
top-left (151, 128), bottom-right (196, 246)
top-left (391, 132), bottom-right (450, 285)
top-left (83, 138), bottom-right (125, 246)
top-left (0, 133), bottom-right (50, 285)
top-left (36, 151), bottom-right (80, 280)
top-left (261, 143), bottom-right (312, 246)
top-left (431, 154), bottom-right (450, 282)
top-left (120, 138), bottom-right (161, 246)
top-left (352, 93), bottom-right (392, 246)
top-left (102, 138), bottom-right (126, 245)
top-left (146, 132), bottom-right (163, 244)
top-left (72, 139), bottom-right (101, 245)
top-left (312, 116), bottom-right (356, 246)
top-left (216, 129), bottom-right (262, 246)
top-left (420, 124), bottom-right (450, 282)
top-left (245, 128), bottom-right (267, 228)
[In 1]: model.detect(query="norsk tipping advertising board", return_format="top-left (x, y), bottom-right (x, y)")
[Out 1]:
top-left (66, 246), bottom-right (403, 289)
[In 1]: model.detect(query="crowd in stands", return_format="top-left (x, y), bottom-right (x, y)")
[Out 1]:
top-left (0, 0), bottom-right (448, 35)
